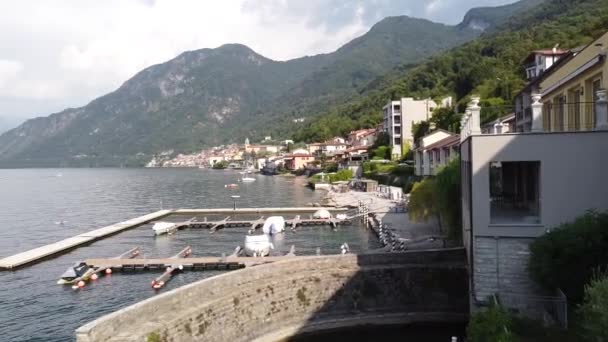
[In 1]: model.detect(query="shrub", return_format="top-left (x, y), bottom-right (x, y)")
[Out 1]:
top-left (528, 210), bottom-right (608, 304)
top-left (408, 178), bottom-right (437, 223)
top-left (467, 302), bottom-right (514, 342)
top-left (329, 169), bottom-right (353, 183)
top-left (579, 273), bottom-right (608, 341)
top-left (434, 159), bottom-right (461, 240)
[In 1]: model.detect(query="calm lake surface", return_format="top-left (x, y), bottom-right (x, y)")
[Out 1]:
top-left (0, 168), bottom-right (381, 342)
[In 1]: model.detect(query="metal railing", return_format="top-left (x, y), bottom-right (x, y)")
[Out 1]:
top-left (497, 289), bottom-right (568, 328)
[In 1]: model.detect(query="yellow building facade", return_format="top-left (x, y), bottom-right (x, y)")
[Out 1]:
top-left (540, 32), bottom-right (608, 131)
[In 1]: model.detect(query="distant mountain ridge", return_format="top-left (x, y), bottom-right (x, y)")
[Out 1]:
top-left (0, 0), bottom-right (541, 167)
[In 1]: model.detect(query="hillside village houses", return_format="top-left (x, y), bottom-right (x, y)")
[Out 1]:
top-left (460, 31), bottom-right (608, 318)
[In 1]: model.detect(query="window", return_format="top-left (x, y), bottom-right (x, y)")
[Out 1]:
top-left (394, 137), bottom-right (401, 145)
top-left (394, 127), bottom-right (401, 135)
top-left (490, 161), bottom-right (540, 224)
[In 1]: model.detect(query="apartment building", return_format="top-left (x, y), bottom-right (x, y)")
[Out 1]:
top-left (383, 97), bottom-right (449, 159)
top-left (460, 32), bottom-right (608, 318)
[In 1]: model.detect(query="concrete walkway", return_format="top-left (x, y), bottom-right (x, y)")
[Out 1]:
top-left (325, 190), bottom-right (440, 240)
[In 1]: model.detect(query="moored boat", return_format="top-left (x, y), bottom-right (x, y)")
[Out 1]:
top-left (244, 235), bottom-right (274, 257)
top-left (262, 216), bottom-right (285, 235)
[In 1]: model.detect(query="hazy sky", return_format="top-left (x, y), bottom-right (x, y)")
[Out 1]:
top-left (0, 0), bottom-right (516, 132)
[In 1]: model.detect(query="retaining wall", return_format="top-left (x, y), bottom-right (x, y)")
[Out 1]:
top-left (76, 249), bottom-right (468, 342)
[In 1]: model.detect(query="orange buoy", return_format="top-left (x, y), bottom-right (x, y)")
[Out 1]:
top-left (91, 273), bottom-right (99, 280)
top-left (105, 268), bottom-right (112, 274)
top-left (77, 280), bottom-right (86, 288)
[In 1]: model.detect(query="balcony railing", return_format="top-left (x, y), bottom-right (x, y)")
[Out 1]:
top-left (462, 96), bottom-right (606, 141)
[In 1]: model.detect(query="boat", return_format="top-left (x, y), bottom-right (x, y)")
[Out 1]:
top-left (58, 247), bottom-right (140, 285)
top-left (241, 176), bottom-right (256, 182)
top-left (152, 222), bottom-right (178, 235)
top-left (152, 218), bottom-right (196, 236)
top-left (57, 262), bottom-right (91, 285)
top-left (262, 216), bottom-right (285, 235)
top-left (244, 235), bottom-right (274, 257)
top-left (225, 183), bottom-right (238, 188)
top-left (313, 209), bottom-right (332, 219)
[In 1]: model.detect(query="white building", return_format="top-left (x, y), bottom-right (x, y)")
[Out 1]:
top-left (383, 97), bottom-right (451, 159)
top-left (516, 48), bottom-right (574, 132)
top-left (413, 130), bottom-right (459, 176)
top-left (523, 48), bottom-right (569, 80)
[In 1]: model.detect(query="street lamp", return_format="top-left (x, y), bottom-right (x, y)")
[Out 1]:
top-left (231, 195), bottom-right (240, 210)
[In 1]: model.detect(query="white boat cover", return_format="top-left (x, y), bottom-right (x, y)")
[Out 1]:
top-left (313, 209), bottom-right (331, 219)
top-left (262, 216), bottom-right (285, 235)
top-left (152, 222), bottom-right (176, 235)
top-left (244, 234), bottom-right (273, 256)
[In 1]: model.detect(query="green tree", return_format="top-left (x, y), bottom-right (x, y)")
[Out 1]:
top-left (579, 273), bottom-right (608, 341)
top-left (408, 178), bottom-right (438, 223)
top-left (434, 159), bottom-right (461, 240)
top-left (528, 210), bottom-right (608, 304)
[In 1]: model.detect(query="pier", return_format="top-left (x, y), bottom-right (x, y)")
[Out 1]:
top-left (0, 210), bottom-right (172, 270)
top-left (85, 255), bottom-right (305, 271)
top-left (0, 207), bottom-right (345, 270)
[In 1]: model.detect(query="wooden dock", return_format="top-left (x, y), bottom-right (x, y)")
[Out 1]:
top-left (0, 210), bottom-right (172, 270)
top-left (173, 207), bottom-right (346, 214)
top-left (85, 255), bottom-right (306, 271)
top-left (0, 207), bottom-right (349, 271)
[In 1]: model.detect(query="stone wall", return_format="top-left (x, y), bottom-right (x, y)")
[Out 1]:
top-left (473, 237), bottom-right (538, 301)
top-left (76, 249), bottom-right (468, 342)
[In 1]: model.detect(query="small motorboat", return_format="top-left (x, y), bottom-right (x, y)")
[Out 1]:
top-left (262, 216), bottom-right (285, 235)
top-left (241, 177), bottom-right (256, 182)
top-left (225, 183), bottom-right (239, 188)
top-left (58, 247), bottom-right (141, 286)
top-left (152, 218), bottom-right (195, 236)
top-left (57, 262), bottom-right (91, 285)
top-left (244, 235), bottom-right (274, 257)
top-left (313, 209), bottom-right (331, 219)
top-left (152, 222), bottom-right (179, 236)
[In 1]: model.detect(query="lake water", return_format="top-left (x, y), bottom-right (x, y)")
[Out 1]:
top-left (0, 168), bottom-right (381, 342)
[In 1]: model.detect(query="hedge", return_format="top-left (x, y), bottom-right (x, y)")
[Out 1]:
top-left (528, 210), bottom-right (608, 304)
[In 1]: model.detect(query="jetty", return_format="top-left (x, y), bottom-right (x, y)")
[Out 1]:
top-left (86, 255), bottom-right (303, 272)
top-left (0, 207), bottom-right (345, 270)
top-left (0, 210), bottom-right (171, 270)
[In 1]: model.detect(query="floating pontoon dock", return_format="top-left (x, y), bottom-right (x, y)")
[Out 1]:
top-left (0, 207), bottom-right (345, 270)
top-left (85, 255), bottom-right (306, 271)
top-left (0, 210), bottom-right (172, 270)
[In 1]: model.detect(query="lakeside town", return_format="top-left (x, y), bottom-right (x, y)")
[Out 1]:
top-left (138, 30), bottom-right (608, 341)
top-left (1, 1), bottom-right (608, 342)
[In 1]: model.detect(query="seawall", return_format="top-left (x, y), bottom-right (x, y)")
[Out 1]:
top-left (76, 249), bottom-right (468, 342)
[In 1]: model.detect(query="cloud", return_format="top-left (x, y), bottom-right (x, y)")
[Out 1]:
top-left (0, 0), bottom-right (517, 131)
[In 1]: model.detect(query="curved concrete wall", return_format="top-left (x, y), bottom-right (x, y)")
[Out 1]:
top-left (76, 249), bottom-right (468, 342)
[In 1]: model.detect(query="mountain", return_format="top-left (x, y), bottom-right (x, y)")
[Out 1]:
top-left (458, 0), bottom-right (545, 31)
top-left (0, 0), bottom-right (539, 167)
top-left (290, 0), bottom-right (607, 143)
